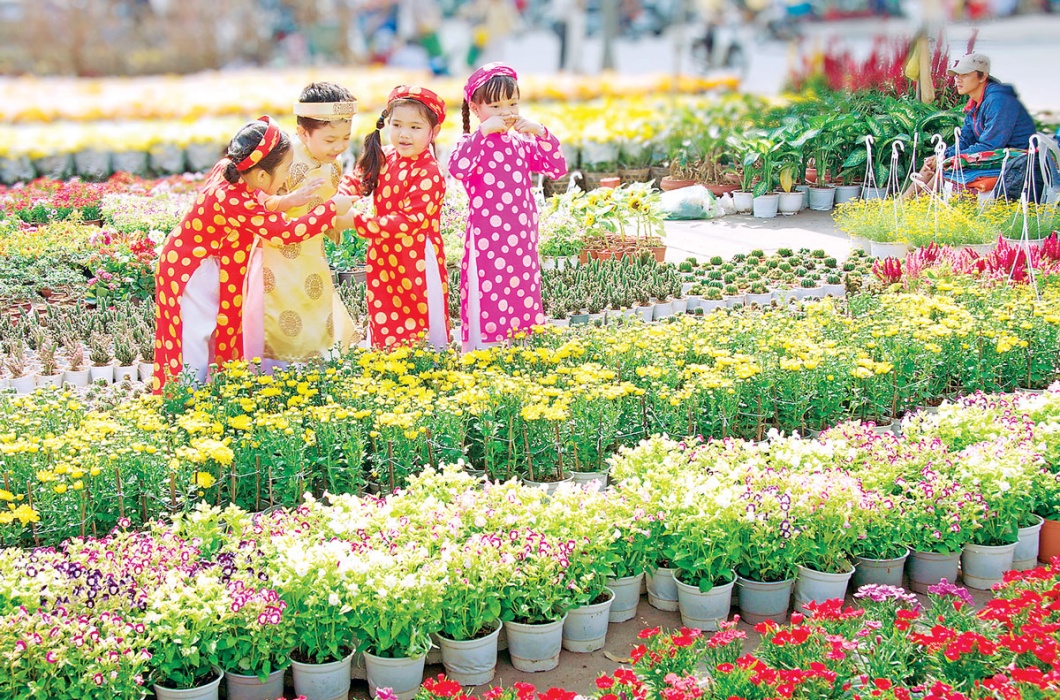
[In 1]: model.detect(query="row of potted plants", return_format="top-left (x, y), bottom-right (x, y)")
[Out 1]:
top-left (419, 561), bottom-right (1060, 700)
top-left (3, 403), bottom-right (1060, 700)
top-left (4, 275), bottom-right (1060, 544)
top-left (835, 197), bottom-right (1060, 254)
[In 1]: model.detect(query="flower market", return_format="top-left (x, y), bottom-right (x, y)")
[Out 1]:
top-left (2, 4), bottom-right (1060, 700)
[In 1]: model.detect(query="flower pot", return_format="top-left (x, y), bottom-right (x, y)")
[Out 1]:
top-left (736, 575), bottom-right (793, 625)
top-left (291, 651), bottom-right (354, 700)
top-left (34, 153), bottom-right (74, 179)
top-left (599, 176), bottom-right (621, 189)
top-left (671, 298), bottom-right (688, 315)
top-left (35, 373), bottom-right (62, 389)
top-left (186, 141), bottom-right (222, 173)
top-left (851, 236), bottom-right (872, 254)
top-left (587, 312), bottom-right (604, 325)
top-left (705, 183), bottom-right (738, 197)
top-left (961, 541), bottom-right (1017, 590)
top-left (224, 667), bottom-right (287, 700)
top-left (154, 668), bottom-right (223, 700)
top-left (862, 186), bottom-right (886, 200)
top-left (63, 368), bottom-right (90, 387)
top-left (438, 622), bottom-right (502, 686)
top-left (652, 301), bottom-right (673, 321)
top-left (570, 469), bottom-right (608, 491)
top-left (562, 589), bottom-right (613, 652)
top-left (619, 167), bottom-right (652, 184)
top-left (822, 284), bottom-right (846, 298)
top-left (569, 312), bottom-right (589, 326)
top-left (794, 564), bottom-right (855, 614)
top-left (907, 549), bottom-right (961, 594)
top-left (89, 364), bottom-right (114, 384)
top-left (853, 548), bottom-right (910, 590)
top-left (794, 184), bottom-right (810, 210)
top-left (675, 572), bottom-right (735, 631)
top-left (606, 572), bottom-right (643, 622)
top-left (521, 475), bottom-right (572, 496)
top-left (548, 318), bottom-right (570, 328)
top-left (699, 299), bottom-right (726, 313)
top-left (1, 155), bottom-right (35, 184)
top-left (112, 150), bottom-right (151, 176)
top-left (74, 149), bottom-right (112, 180)
top-left (808, 186), bottom-right (835, 211)
top-left (834, 184), bottom-right (862, 204)
top-left (1003, 236), bottom-right (1045, 249)
top-left (504, 614), bottom-right (567, 672)
top-left (636, 304), bottom-right (655, 323)
top-left (660, 176), bottom-right (697, 192)
top-left (725, 294), bottom-right (746, 308)
top-left (646, 567), bottom-right (679, 611)
top-left (870, 241), bottom-right (910, 259)
top-left (731, 191), bottom-right (754, 213)
top-left (1040, 517), bottom-right (1060, 564)
top-left (744, 291), bottom-right (772, 307)
top-left (8, 375), bottom-right (35, 394)
top-left (752, 194), bottom-right (779, 219)
top-left (364, 650), bottom-right (426, 700)
top-left (777, 191), bottom-right (804, 216)
top-left (139, 362), bottom-right (155, 383)
top-left (115, 364), bottom-right (138, 383)
top-left (795, 286), bottom-right (824, 301)
top-left (150, 143), bottom-right (187, 175)
top-left (959, 242), bottom-right (996, 256)
top-left (1015, 515), bottom-right (1045, 570)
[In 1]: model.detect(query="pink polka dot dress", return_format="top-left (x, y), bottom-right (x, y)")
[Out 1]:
top-left (448, 128), bottom-right (567, 349)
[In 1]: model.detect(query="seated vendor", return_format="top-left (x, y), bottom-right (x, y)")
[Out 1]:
top-left (909, 52), bottom-right (1043, 201)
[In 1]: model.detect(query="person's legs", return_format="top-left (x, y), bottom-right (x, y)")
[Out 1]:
top-left (179, 258), bottom-right (220, 384)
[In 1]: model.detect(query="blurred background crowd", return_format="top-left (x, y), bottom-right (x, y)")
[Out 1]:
top-left (0, 0), bottom-right (1055, 78)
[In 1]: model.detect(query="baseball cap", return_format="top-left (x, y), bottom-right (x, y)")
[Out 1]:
top-left (947, 53), bottom-right (990, 76)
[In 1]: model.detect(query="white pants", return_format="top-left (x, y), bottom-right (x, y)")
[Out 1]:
top-left (180, 258), bottom-right (220, 384)
top-left (461, 229), bottom-right (501, 354)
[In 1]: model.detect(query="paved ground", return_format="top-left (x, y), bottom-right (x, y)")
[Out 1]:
top-left (661, 208), bottom-right (852, 264)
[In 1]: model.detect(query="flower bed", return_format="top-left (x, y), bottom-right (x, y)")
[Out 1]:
top-left (4, 275), bottom-right (1060, 543)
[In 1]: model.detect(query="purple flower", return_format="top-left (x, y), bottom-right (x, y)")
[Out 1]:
top-left (926, 578), bottom-right (974, 606)
top-left (853, 584), bottom-right (919, 608)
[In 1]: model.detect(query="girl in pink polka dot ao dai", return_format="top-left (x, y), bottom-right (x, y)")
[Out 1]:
top-left (448, 62), bottom-right (567, 351)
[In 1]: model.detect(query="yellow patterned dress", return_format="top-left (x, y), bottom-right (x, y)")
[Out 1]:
top-left (256, 139), bottom-right (359, 361)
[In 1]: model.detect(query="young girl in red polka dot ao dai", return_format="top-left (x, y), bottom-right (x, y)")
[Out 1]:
top-left (449, 62), bottom-right (568, 351)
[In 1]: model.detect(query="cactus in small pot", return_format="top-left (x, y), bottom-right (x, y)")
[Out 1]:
top-left (88, 332), bottom-right (112, 367)
top-left (39, 335), bottom-right (60, 377)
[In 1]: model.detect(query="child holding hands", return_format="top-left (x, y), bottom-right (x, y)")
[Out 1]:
top-left (448, 62), bottom-right (567, 352)
top-left (352, 85), bottom-right (449, 350)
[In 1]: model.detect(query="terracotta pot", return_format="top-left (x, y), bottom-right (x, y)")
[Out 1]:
top-left (599, 176), bottom-right (621, 188)
top-left (660, 177), bottom-right (696, 192)
top-left (1040, 518), bottom-right (1060, 564)
top-left (705, 183), bottom-right (738, 197)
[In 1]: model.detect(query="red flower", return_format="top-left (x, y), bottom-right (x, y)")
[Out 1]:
top-left (514, 682), bottom-right (537, 700)
top-left (671, 634), bottom-right (695, 648)
top-left (538, 688), bottom-right (577, 700)
top-left (630, 644), bottom-right (647, 663)
top-left (613, 669), bottom-right (639, 686)
top-left (637, 627), bottom-right (661, 639)
top-left (873, 678), bottom-right (893, 690)
top-left (716, 663), bottom-right (735, 674)
top-left (596, 676), bottom-right (615, 690)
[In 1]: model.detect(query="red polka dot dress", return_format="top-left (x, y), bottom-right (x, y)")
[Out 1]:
top-left (448, 128), bottom-right (567, 349)
top-left (153, 163), bottom-right (339, 391)
top-left (352, 147), bottom-right (449, 349)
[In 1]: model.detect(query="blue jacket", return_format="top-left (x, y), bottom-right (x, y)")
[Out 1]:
top-left (945, 79), bottom-right (1037, 158)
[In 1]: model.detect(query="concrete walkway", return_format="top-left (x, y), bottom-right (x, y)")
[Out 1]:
top-left (662, 208), bottom-right (853, 264)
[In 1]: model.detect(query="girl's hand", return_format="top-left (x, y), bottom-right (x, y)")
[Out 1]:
top-left (334, 208), bottom-right (358, 232)
top-left (512, 118), bottom-right (545, 137)
top-left (332, 195), bottom-right (354, 215)
top-left (284, 177), bottom-right (326, 208)
top-left (480, 116), bottom-right (509, 135)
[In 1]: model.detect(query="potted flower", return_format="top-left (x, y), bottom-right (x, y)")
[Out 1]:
top-left (347, 546), bottom-right (444, 700)
top-left (144, 571), bottom-right (229, 699)
top-left (898, 467), bottom-right (985, 593)
top-left (729, 473), bottom-right (804, 624)
top-left (500, 527), bottom-right (574, 672)
top-left (273, 540), bottom-right (360, 700)
top-left (434, 535), bottom-right (512, 685)
top-left (851, 490), bottom-right (912, 589)
top-left (214, 581), bottom-right (294, 700)
top-left (955, 438), bottom-right (1038, 589)
top-left (668, 475), bottom-right (742, 631)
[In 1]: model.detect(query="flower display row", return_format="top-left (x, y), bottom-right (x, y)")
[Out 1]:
top-left (417, 565), bottom-right (1060, 700)
top-left (2, 272), bottom-right (1060, 546)
top-left (0, 69), bottom-right (738, 125)
top-left (1, 437), bottom-right (1059, 698)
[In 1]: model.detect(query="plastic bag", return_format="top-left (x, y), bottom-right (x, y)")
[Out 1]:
top-left (660, 185), bottom-right (715, 220)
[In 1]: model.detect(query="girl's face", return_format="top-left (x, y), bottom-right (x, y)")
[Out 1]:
top-left (251, 149), bottom-right (294, 195)
top-left (298, 120), bottom-right (353, 163)
top-left (471, 92), bottom-right (520, 128)
top-left (388, 103), bottom-right (439, 158)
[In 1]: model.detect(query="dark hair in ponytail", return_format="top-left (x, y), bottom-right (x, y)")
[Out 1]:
top-left (356, 109), bottom-right (389, 197)
top-left (356, 99), bottom-right (439, 196)
top-left (461, 100), bottom-right (471, 134)
top-left (222, 120), bottom-right (291, 185)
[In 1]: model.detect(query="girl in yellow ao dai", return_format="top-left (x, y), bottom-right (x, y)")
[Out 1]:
top-left (245, 83), bottom-right (361, 364)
